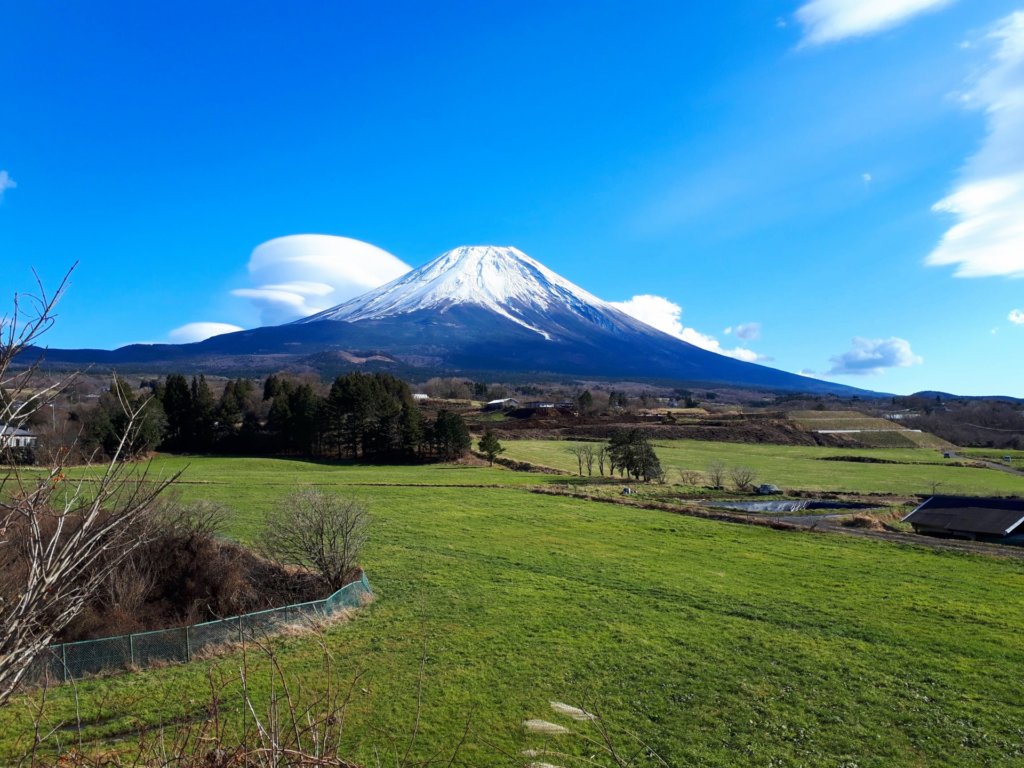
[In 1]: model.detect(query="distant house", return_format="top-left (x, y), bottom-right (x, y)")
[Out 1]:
top-left (903, 496), bottom-right (1024, 545)
top-left (522, 401), bottom-right (575, 412)
top-left (412, 393), bottom-right (430, 402)
top-left (483, 398), bottom-right (519, 411)
top-left (0, 424), bottom-right (37, 449)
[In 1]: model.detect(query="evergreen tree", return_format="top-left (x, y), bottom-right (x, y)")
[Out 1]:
top-left (188, 375), bottom-right (217, 451)
top-left (160, 374), bottom-right (192, 448)
top-left (430, 410), bottom-right (471, 460)
top-left (478, 429), bottom-right (504, 465)
top-left (577, 390), bottom-right (594, 412)
top-left (607, 428), bottom-right (662, 481)
top-left (84, 377), bottom-right (167, 459)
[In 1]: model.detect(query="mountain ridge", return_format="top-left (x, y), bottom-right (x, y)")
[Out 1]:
top-left (21, 245), bottom-right (878, 396)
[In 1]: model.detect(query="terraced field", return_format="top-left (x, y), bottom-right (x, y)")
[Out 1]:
top-left (786, 410), bottom-right (953, 449)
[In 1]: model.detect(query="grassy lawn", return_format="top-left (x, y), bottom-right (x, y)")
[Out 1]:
top-left (2, 454), bottom-right (1024, 766)
top-left (502, 439), bottom-right (1024, 497)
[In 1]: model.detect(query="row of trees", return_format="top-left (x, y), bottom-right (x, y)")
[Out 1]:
top-left (82, 372), bottom-right (471, 462)
top-left (567, 429), bottom-right (664, 482)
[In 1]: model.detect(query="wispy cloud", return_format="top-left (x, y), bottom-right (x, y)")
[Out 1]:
top-left (827, 336), bottom-right (923, 375)
top-left (232, 235), bottom-right (411, 324)
top-left (727, 322), bottom-right (762, 341)
top-left (1009, 309), bottom-right (1024, 324)
top-left (611, 294), bottom-right (767, 363)
top-left (0, 170), bottom-right (16, 200)
top-left (796, 0), bottom-right (956, 46)
top-left (168, 322), bottom-right (245, 343)
top-left (926, 12), bottom-right (1024, 278)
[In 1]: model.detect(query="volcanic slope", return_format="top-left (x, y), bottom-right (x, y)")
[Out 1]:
top-left (31, 246), bottom-right (867, 395)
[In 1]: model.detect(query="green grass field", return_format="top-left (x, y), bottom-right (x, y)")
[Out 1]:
top-left (2, 451), bottom-right (1024, 766)
top-left (501, 438), bottom-right (1024, 497)
top-left (961, 448), bottom-right (1024, 471)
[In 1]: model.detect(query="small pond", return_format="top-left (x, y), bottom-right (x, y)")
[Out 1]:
top-left (704, 499), bottom-right (882, 514)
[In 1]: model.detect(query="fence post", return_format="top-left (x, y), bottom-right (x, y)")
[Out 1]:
top-left (61, 644), bottom-right (68, 683)
top-left (130, 633), bottom-right (135, 667)
top-left (185, 627), bottom-right (191, 662)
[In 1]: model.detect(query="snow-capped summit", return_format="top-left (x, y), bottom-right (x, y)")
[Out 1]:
top-left (299, 245), bottom-right (617, 340)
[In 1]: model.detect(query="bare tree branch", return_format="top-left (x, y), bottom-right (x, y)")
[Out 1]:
top-left (0, 269), bottom-right (179, 706)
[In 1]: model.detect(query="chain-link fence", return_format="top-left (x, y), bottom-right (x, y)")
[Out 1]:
top-left (24, 573), bottom-right (372, 686)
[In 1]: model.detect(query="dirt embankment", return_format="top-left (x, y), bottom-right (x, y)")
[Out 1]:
top-left (488, 412), bottom-right (848, 446)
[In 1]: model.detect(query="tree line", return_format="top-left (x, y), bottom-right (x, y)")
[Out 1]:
top-left (82, 372), bottom-right (470, 462)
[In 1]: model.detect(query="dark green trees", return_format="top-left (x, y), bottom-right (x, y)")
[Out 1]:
top-left (84, 377), bottom-right (167, 459)
top-left (607, 428), bottom-right (663, 482)
top-left (325, 373), bottom-right (422, 460)
top-left (429, 410), bottom-right (471, 460)
top-left (146, 370), bottom-right (468, 463)
top-left (478, 429), bottom-right (504, 465)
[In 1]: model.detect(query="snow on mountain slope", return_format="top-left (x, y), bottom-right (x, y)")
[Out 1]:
top-left (299, 245), bottom-right (628, 341)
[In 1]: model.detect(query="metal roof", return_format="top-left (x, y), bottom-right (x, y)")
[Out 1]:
top-left (903, 496), bottom-right (1024, 537)
top-left (0, 424), bottom-right (35, 437)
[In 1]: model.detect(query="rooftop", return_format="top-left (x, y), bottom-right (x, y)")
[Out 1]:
top-left (903, 496), bottom-right (1024, 537)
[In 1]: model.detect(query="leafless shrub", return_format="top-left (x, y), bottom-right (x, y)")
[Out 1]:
top-left (706, 460), bottom-right (726, 489)
top-left (0, 269), bottom-right (179, 706)
top-left (730, 465), bottom-right (757, 491)
top-left (260, 489), bottom-right (369, 591)
top-left (676, 469), bottom-right (703, 486)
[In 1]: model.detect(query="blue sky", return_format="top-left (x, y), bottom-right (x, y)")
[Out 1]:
top-left (2, 1), bottom-right (1023, 396)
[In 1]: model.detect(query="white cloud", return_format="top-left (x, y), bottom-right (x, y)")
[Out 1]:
top-left (827, 336), bottom-right (923, 376)
top-left (862, 172), bottom-right (873, 184)
top-left (0, 170), bottom-right (16, 200)
top-left (1009, 309), bottom-right (1024, 324)
top-left (232, 234), bottom-right (411, 324)
top-left (611, 295), bottom-right (767, 363)
top-left (926, 13), bottom-right (1024, 278)
top-left (796, 0), bottom-right (955, 46)
top-left (168, 322), bottom-right (244, 343)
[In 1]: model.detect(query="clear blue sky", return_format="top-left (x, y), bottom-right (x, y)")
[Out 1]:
top-left (2, 1), bottom-right (1022, 395)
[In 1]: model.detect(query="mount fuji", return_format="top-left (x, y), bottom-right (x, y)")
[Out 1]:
top-left (31, 246), bottom-right (868, 395)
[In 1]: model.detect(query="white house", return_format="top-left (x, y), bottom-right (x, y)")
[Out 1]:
top-left (0, 424), bottom-right (37, 449)
top-left (483, 398), bottom-right (519, 411)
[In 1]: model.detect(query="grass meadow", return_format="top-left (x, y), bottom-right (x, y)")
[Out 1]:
top-left (501, 438), bottom-right (1024, 497)
top-left (1, 446), bottom-right (1023, 766)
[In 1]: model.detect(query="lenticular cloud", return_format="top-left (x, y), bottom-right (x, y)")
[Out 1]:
top-left (232, 234), bottom-right (411, 325)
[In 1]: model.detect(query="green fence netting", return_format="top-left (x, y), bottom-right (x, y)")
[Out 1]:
top-left (23, 572), bottom-right (372, 686)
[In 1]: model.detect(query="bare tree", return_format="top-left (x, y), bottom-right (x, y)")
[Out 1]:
top-left (730, 465), bottom-right (757, 492)
top-left (0, 270), bottom-right (177, 706)
top-left (567, 445), bottom-right (588, 476)
top-left (261, 489), bottom-right (369, 591)
top-left (706, 460), bottom-right (726, 489)
top-left (596, 446), bottom-right (608, 477)
top-left (677, 469), bottom-right (703, 486)
top-left (582, 445), bottom-right (595, 476)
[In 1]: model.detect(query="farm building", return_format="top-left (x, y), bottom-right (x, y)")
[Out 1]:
top-left (483, 398), bottom-right (518, 411)
top-left (903, 496), bottom-right (1024, 545)
top-left (0, 424), bottom-right (37, 449)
